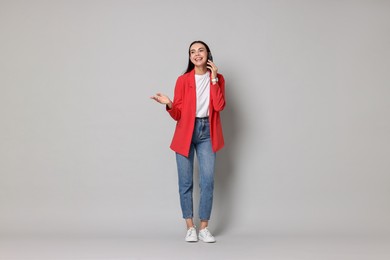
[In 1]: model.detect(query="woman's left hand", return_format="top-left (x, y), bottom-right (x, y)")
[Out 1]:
top-left (207, 60), bottom-right (218, 79)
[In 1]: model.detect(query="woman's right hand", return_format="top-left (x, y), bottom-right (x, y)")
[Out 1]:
top-left (150, 93), bottom-right (172, 108)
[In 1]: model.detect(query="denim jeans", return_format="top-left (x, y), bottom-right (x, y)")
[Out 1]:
top-left (176, 117), bottom-right (216, 221)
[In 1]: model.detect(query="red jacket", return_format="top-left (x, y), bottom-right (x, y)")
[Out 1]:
top-left (167, 69), bottom-right (226, 157)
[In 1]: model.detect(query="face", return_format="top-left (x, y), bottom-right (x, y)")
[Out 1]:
top-left (189, 43), bottom-right (208, 67)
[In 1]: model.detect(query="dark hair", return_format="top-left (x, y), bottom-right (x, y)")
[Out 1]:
top-left (184, 40), bottom-right (211, 74)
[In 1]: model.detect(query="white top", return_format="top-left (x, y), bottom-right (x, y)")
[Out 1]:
top-left (195, 71), bottom-right (210, 117)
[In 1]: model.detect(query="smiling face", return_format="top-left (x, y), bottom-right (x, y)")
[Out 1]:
top-left (189, 43), bottom-right (208, 68)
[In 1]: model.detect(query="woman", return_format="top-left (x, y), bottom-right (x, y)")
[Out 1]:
top-left (151, 40), bottom-right (225, 243)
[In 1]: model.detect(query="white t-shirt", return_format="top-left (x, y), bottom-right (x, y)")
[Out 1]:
top-left (195, 71), bottom-right (210, 117)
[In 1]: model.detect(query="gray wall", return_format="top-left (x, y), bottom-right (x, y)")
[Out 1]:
top-left (1, 0), bottom-right (389, 237)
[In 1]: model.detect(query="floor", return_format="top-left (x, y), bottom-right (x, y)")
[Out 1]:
top-left (1, 234), bottom-right (389, 260)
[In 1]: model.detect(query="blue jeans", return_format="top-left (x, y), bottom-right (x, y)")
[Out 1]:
top-left (176, 117), bottom-right (216, 221)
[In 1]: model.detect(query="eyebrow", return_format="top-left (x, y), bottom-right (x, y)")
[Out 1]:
top-left (190, 47), bottom-right (205, 52)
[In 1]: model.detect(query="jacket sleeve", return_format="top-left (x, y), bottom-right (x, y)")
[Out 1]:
top-left (166, 76), bottom-right (183, 121)
top-left (210, 74), bottom-right (226, 111)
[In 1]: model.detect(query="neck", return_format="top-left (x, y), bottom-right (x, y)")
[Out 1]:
top-left (194, 65), bottom-right (208, 75)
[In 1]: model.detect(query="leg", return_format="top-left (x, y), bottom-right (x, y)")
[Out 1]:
top-left (176, 145), bottom-right (195, 225)
top-left (195, 121), bottom-right (217, 243)
top-left (195, 120), bottom-right (216, 223)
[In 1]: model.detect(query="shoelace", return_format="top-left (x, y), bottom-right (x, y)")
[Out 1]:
top-left (201, 228), bottom-right (213, 238)
top-left (186, 227), bottom-right (196, 237)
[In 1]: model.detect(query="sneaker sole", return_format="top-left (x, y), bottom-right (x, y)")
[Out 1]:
top-left (185, 238), bottom-right (198, 242)
top-left (199, 237), bottom-right (216, 243)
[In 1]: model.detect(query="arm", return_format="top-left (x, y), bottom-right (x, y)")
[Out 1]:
top-left (210, 74), bottom-right (225, 111)
top-left (207, 60), bottom-right (225, 111)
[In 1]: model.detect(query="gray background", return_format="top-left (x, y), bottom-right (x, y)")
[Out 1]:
top-left (1, 0), bottom-right (389, 239)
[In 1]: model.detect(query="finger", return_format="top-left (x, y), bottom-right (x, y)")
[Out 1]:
top-left (208, 63), bottom-right (216, 70)
top-left (207, 65), bottom-right (216, 73)
top-left (208, 60), bottom-right (216, 67)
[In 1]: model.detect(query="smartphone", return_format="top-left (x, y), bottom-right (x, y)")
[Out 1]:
top-left (208, 52), bottom-right (213, 62)
top-left (207, 52), bottom-right (213, 70)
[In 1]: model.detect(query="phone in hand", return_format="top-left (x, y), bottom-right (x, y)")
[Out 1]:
top-left (208, 52), bottom-right (213, 62)
top-left (207, 52), bottom-right (213, 70)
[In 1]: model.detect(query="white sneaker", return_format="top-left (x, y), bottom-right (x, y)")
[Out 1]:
top-left (198, 227), bottom-right (216, 243)
top-left (185, 226), bottom-right (198, 242)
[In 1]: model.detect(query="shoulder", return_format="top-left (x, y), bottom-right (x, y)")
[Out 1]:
top-left (176, 73), bottom-right (187, 84)
top-left (177, 73), bottom-right (189, 81)
top-left (174, 72), bottom-right (192, 90)
top-left (180, 70), bottom-right (193, 79)
top-left (175, 71), bottom-right (192, 85)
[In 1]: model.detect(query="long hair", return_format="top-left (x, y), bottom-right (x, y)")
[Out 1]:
top-left (184, 40), bottom-right (211, 74)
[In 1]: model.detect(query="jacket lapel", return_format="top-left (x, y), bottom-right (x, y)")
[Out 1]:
top-left (188, 69), bottom-right (195, 88)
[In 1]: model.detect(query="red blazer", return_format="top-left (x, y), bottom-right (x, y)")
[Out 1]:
top-left (167, 69), bottom-right (226, 157)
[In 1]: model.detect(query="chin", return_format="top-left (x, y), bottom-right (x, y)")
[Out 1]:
top-left (194, 61), bottom-right (206, 67)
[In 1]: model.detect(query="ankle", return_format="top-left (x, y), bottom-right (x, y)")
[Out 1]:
top-left (200, 225), bottom-right (207, 229)
top-left (185, 219), bottom-right (194, 229)
top-left (200, 222), bottom-right (208, 230)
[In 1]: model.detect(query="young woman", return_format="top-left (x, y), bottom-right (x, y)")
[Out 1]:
top-left (151, 40), bottom-right (225, 243)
